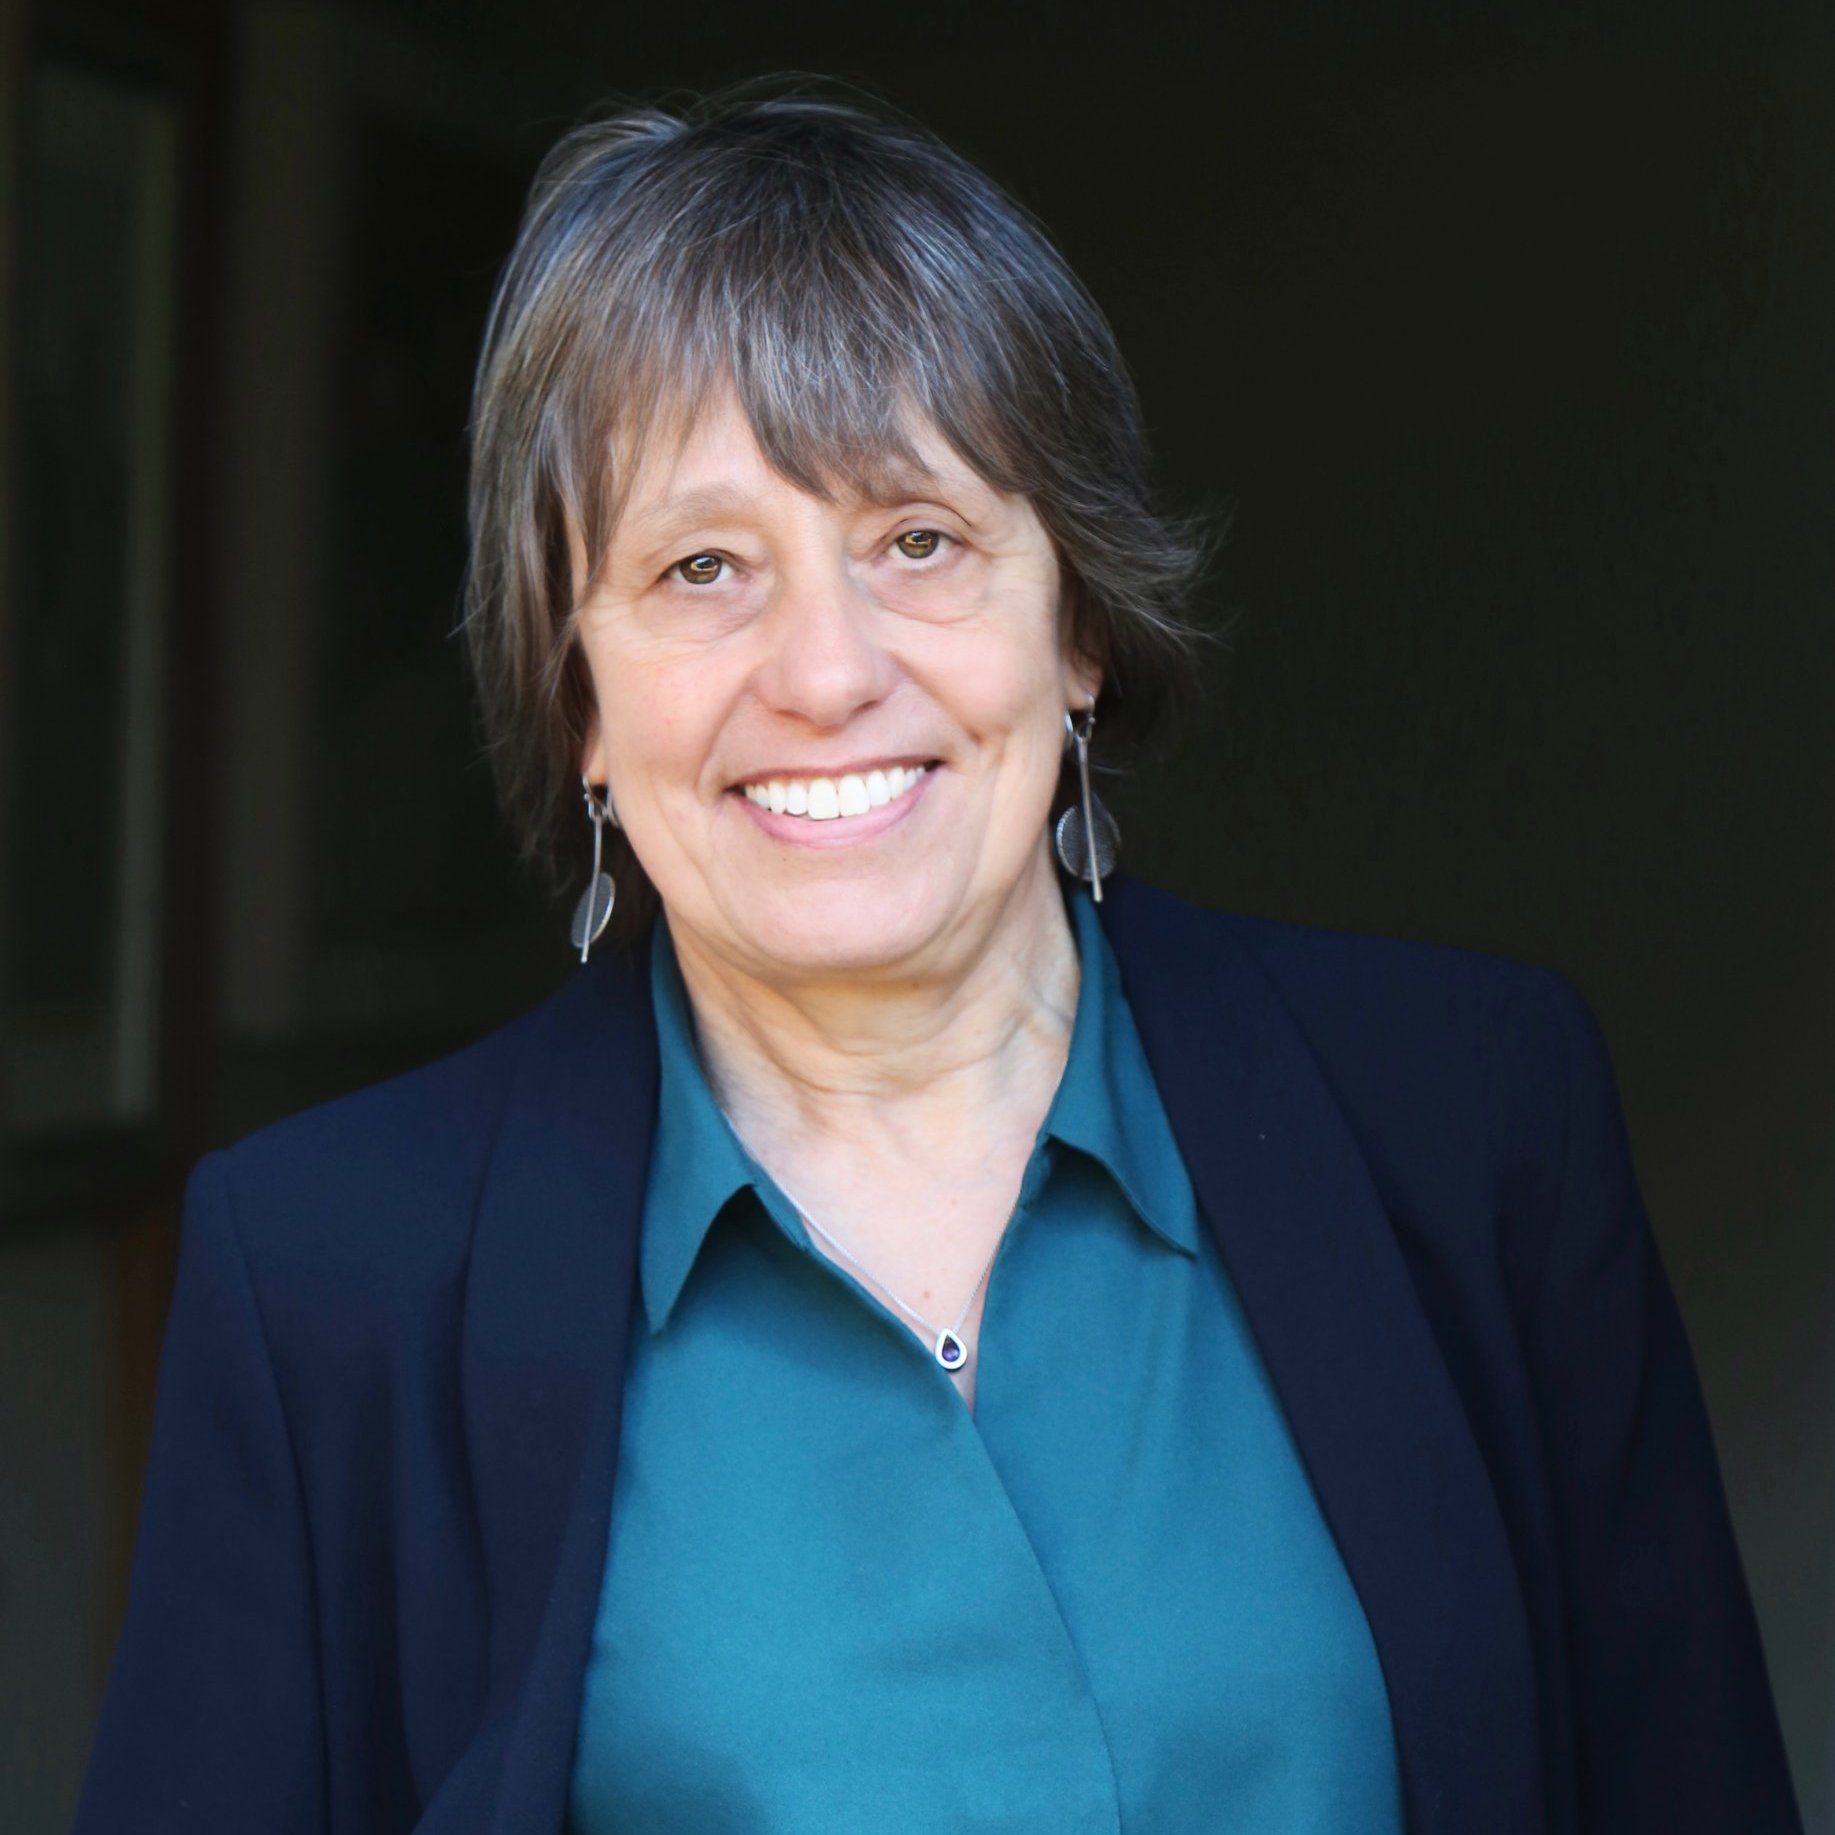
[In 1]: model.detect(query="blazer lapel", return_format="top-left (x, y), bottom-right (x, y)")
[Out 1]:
top-left (418, 941), bottom-right (659, 1835)
top-left (1099, 876), bottom-right (1544, 1835)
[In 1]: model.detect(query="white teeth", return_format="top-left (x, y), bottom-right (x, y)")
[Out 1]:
top-left (740, 764), bottom-right (929, 820)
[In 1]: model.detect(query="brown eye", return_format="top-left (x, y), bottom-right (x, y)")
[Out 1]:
top-left (675, 552), bottom-right (723, 585)
top-left (894, 529), bottom-right (943, 560)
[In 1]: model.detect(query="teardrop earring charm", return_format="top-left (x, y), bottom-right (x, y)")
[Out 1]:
top-left (1053, 703), bottom-right (1119, 901)
top-left (570, 774), bottom-right (617, 961)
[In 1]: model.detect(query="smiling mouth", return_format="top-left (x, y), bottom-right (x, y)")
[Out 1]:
top-left (736, 763), bottom-right (933, 821)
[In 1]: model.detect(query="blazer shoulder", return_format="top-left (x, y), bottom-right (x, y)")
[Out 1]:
top-left (1111, 880), bottom-right (1637, 1354)
top-left (197, 971), bottom-right (591, 1329)
top-left (1228, 901), bottom-right (1572, 1038)
top-left (1110, 876), bottom-right (1588, 1209)
top-left (1115, 872), bottom-right (1578, 1031)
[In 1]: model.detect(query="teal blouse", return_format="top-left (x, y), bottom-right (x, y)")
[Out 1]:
top-left (566, 888), bottom-right (1403, 1833)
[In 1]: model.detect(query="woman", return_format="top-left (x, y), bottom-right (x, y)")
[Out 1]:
top-left (77, 86), bottom-right (1799, 1834)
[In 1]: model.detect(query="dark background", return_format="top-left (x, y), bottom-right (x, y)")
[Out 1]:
top-left (1, 0), bottom-right (1830, 1827)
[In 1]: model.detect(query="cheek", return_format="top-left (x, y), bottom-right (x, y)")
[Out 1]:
top-left (912, 591), bottom-right (1065, 731)
top-left (596, 648), bottom-right (747, 802)
top-left (605, 685), bottom-right (688, 785)
top-left (971, 640), bottom-right (1073, 773)
top-left (933, 659), bottom-right (1069, 828)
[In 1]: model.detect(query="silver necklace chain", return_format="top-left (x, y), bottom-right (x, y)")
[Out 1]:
top-left (775, 1177), bottom-right (1002, 1376)
top-left (712, 1104), bottom-right (1000, 1375)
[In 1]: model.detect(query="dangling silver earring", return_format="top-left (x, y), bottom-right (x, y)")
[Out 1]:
top-left (1054, 701), bottom-right (1119, 902)
top-left (570, 773), bottom-right (617, 961)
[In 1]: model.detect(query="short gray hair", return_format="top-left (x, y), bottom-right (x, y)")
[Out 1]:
top-left (462, 81), bottom-right (1211, 940)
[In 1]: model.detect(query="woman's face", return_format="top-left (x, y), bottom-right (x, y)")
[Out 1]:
top-left (576, 386), bottom-right (1098, 987)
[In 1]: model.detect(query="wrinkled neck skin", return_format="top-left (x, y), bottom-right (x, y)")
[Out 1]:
top-left (664, 843), bottom-right (1080, 1231)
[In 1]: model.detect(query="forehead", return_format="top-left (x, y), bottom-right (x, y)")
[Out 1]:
top-left (611, 381), bottom-right (1001, 536)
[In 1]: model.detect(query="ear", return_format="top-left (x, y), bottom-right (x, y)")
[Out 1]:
top-left (1064, 649), bottom-right (1104, 714)
top-left (580, 709), bottom-right (608, 787)
top-left (1056, 586), bottom-right (1104, 713)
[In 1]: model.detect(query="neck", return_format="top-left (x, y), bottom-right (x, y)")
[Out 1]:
top-left (665, 853), bottom-right (1081, 1192)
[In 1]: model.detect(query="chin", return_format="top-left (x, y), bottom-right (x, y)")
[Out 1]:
top-left (719, 875), bottom-right (962, 980)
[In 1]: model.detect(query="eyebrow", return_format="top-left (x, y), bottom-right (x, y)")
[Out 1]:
top-left (621, 484), bottom-right (761, 541)
top-left (621, 466), bottom-right (995, 547)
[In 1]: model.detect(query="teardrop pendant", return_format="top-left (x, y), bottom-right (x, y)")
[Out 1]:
top-left (569, 871), bottom-right (616, 957)
top-left (934, 1328), bottom-right (968, 1371)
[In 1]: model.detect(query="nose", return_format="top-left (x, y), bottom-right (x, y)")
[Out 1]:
top-left (751, 549), bottom-right (899, 730)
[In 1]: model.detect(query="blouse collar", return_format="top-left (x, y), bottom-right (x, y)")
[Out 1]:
top-left (638, 884), bottom-right (1199, 1335)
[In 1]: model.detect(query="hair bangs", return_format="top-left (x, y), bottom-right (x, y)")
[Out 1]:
top-left (569, 190), bottom-right (1047, 596)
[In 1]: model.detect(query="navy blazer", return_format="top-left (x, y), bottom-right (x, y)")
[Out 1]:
top-left (75, 876), bottom-right (1801, 1833)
